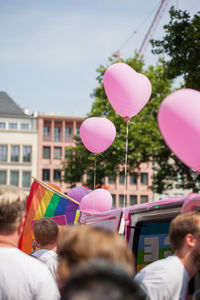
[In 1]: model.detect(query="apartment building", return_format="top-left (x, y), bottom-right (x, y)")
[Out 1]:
top-left (38, 114), bottom-right (153, 206)
top-left (37, 114), bottom-right (84, 192)
top-left (104, 161), bottom-right (153, 207)
top-left (0, 92), bottom-right (37, 192)
top-left (0, 91), bottom-right (153, 206)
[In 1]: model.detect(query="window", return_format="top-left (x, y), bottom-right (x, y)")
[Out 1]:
top-left (76, 128), bottom-right (80, 136)
top-left (20, 123), bottom-right (29, 130)
top-left (22, 171), bottom-right (31, 188)
top-left (65, 127), bottom-right (71, 137)
top-left (9, 123), bottom-right (17, 129)
top-left (80, 175), bottom-right (83, 183)
top-left (86, 171), bottom-right (92, 181)
top-left (65, 150), bottom-right (72, 158)
top-left (0, 145), bottom-right (7, 162)
top-left (54, 170), bottom-right (61, 182)
top-left (119, 195), bottom-right (127, 207)
top-left (43, 146), bottom-right (50, 159)
top-left (11, 146), bottom-right (19, 162)
top-left (130, 173), bottom-right (137, 184)
top-left (43, 126), bottom-right (50, 136)
top-left (0, 170), bottom-right (7, 185)
top-left (54, 127), bottom-right (61, 141)
top-left (140, 195), bottom-right (148, 203)
top-left (130, 195), bottom-right (137, 205)
top-left (141, 173), bottom-right (148, 185)
top-left (119, 172), bottom-right (125, 184)
top-left (0, 122), bottom-right (5, 129)
top-left (23, 146), bottom-right (31, 162)
top-left (42, 169), bottom-right (50, 181)
top-left (112, 194), bottom-right (116, 207)
top-left (10, 171), bottom-right (19, 186)
top-left (54, 147), bottom-right (62, 159)
top-left (108, 174), bottom-right (116, 184)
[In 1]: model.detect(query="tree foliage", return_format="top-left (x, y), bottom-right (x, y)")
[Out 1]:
top-left (150, 6), bottom-right (200, 192)
top-left (62, 55), bottom-right (173, 191)
top-left (151, 6), bottom-right (200, 90)
top-left (62, 7), bottom-right (200, 193)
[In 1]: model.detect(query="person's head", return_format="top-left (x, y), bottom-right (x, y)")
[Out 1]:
top-left (170, 211), bottom-right (200, 277)
top-left (169, 211), bottom-right (200, 251)
top-left (61, 260), bottom-right (145, 300)
top-left (33, 217), bottom-right (59, 247)
top-left (57, 225), bottom-right (135, 289)
top-left (0, 185), bottom-right (26, 236)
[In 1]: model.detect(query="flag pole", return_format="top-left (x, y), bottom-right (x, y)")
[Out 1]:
top-left (32, 176), bottom-right (80, 205)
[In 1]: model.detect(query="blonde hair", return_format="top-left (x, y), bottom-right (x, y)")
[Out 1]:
top-left (0, 185), bottom-right (26, 234)
top-left (57, 225), bottom-right (135, 289)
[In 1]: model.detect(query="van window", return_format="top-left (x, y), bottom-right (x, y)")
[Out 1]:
top-left (136, 221), bottom-right (173, 272)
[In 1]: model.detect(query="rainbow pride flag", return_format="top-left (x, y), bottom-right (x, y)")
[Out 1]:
top-left (19, 178), bottom-right (79, 254)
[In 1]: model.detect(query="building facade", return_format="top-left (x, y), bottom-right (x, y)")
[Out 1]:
top-left (37, 114), bottom-right (84, 192)
top-left (37, 114), bottom-right (153, 207)
top-left (105, 161), bottom-right (153, 207)
top-left (0, 92), bottom-right (38, 193)
top-left (0, 92), bottom-right (153, 207)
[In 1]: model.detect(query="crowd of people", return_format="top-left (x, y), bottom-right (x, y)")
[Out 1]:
top-left (0, 186), bottom-right (200, 299)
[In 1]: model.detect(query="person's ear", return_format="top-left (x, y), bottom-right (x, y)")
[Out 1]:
top-left (185, 233), bottom-right (197, 248)
top-left (17, 216), bottom-right (26, 237)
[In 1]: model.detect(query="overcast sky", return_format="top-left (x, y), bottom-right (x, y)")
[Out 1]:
top-left (0, 0), bottom-right (199, 117)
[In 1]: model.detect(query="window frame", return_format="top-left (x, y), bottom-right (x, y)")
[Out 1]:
top-left (0, 145), bottom-right (7, 162)
top-left (10, 170), bottom-right (19, 186)
top-left (10, 145), bottom-right (20, 162)
top-left (23, 145), bottom-right (31, 162)
top-left (43, 146), bottom-right (51, 159)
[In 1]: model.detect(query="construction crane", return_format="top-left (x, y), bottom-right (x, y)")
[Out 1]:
top-left (113, 0), bottom-right (170, 60)
top-left (138, 0), bottom-right (170, 57)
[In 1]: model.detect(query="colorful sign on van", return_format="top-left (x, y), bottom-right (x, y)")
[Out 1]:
top-left (137, 221), bottom-right (173, 272)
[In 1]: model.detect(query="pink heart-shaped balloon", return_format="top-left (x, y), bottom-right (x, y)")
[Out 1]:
top-left (80, 188), bottom-right (112, 212)
top-left (158, 88), bottom-right (200, 171)
top-left (104, 63), bottom-right (152, 120)
top-left (80, 117), bottom-right (116, 154)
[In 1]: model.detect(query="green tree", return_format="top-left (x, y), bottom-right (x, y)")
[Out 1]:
top-left (150, 6), bottom-right (200, 192)
top-left (62, 7), bottom-right (200, 193)
top-left (62, 55), bottom-right (173, 191)
top-left (151, 6), bottom-right (200, 90)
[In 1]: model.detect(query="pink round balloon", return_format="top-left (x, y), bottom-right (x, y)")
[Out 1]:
top-left (80, 117), bottom-right (116, 154)
top-left (80, 188), bottom-right (112, 212)
top-left (158, 88), bottom-right (200, 172)
top-left (67, 186), bottom-right (92, 203)
top-left (104, 63), bottom-right (152, 120)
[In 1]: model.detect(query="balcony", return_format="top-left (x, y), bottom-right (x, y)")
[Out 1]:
top-left (43, 135), bottom-right (51, 141)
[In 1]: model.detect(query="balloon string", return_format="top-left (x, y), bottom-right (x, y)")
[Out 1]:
top-left (94, 155), bottom-right (96, 190)
top-left (123, 121), bottom-right (129, 239)
top-left (93, 155), bottom-right (97, 210)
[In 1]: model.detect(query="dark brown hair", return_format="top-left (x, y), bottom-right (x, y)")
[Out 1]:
top-left (33, 217), bottom-right (59, 246)
top-left (61, 260), bottom-right (145, 300)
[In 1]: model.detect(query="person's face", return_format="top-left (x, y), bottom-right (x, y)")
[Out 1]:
top-left (191, 231), bottom-right (200, 270)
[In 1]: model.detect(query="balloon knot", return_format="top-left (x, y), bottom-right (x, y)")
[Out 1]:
top-left (124, 116), bottom-right (130, 122)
